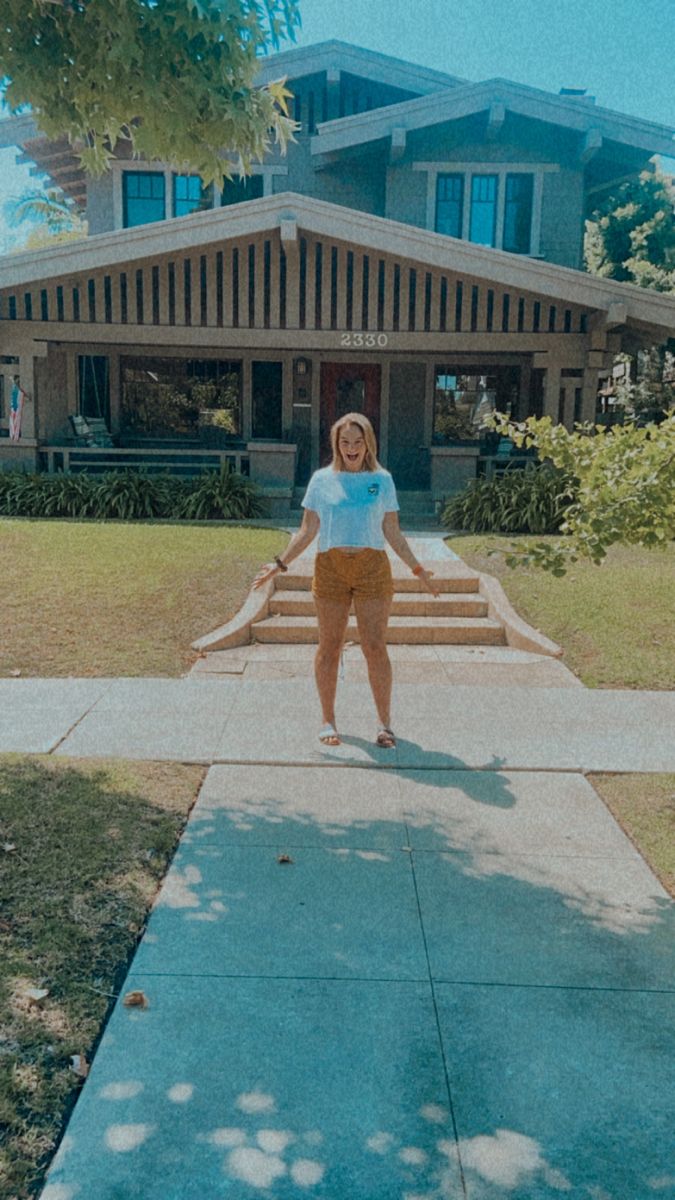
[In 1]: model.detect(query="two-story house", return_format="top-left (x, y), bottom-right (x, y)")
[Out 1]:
top-left (1, 39), bottom-right (674, 509)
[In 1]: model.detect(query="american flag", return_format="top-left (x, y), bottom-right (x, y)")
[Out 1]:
top-left (9, 381), bottom-right (25, 442)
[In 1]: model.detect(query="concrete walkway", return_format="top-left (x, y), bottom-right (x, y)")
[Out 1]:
top-left (2, 665), bottom-right (671, 1199)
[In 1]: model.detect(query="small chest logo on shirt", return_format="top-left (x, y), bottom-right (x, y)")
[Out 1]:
top-left (367, 483), bottom-right (380, 496)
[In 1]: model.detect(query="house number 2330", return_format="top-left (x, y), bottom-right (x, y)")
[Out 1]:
top-left (340, 332), bottom-right (389, 348)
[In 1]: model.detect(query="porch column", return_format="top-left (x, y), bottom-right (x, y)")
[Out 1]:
top-left (581, 364), bottom-right (600, 423)
top-left (379, 359), bottom-right (390, 466)
top-left (241, 356), bottom-right (252, 441)
top-left (543, 360), bottom-right (563, 422)
top-left (17, 342), bottom-right (47, 438)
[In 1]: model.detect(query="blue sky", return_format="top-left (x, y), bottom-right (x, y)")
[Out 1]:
top-left (1, 0), bottom-right (674, 252)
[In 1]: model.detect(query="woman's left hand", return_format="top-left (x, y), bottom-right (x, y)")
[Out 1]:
top-left (416, 568), bottom-right (442, 598)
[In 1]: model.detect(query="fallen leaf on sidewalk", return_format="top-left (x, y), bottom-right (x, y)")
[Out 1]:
top-left (70, 1053), bottom-right (89, 1078)
top-left (277, 854), bottom-right (293, 865)
top-left (24, 987), bottom-right (49, 1005)
top-left (123, 990), bottom-right (149, 1009)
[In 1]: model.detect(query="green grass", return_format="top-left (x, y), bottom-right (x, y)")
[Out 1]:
top-left (0, 519), bottom-right (288, 677)
top-left (448, 536), bottom-right (675, 690)
top-left (0, 754), bottom-right (204, 1200)
top-left (588, 774), bottom-right (675, 898)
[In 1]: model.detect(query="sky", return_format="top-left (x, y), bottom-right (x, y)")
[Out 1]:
top-left (1, 0), bottom-right (674, 253)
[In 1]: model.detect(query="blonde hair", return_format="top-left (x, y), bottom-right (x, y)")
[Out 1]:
top-left (329, 412), bottom-right (381, 472)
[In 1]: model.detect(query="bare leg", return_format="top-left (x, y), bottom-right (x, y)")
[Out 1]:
top-left (313, 595), bottom-right (352, 743)
top-left (353, 595), bottom-right (394, 732)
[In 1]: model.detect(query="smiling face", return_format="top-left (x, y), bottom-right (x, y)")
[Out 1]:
top-left (338, 422), bottom-right (368, 471)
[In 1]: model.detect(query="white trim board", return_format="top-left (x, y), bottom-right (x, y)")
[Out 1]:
top-left (311, 78), bottom-right (675, 159)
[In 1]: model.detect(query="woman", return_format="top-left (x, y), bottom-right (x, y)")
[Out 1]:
top-left (253, 412), bottom-right (440, 748)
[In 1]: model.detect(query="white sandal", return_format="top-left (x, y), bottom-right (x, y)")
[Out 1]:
top-left (319, 723), bottom-right (341, 746)
top-left (376, 727), bottom-right (396, 749)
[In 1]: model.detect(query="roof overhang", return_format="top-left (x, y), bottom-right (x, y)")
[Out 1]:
top-left (254, 39), bottom-right (466, 92)
top-left (310, 78), bottom-right (675, 161)
top-left (2, 192), bottom-right (674, 335)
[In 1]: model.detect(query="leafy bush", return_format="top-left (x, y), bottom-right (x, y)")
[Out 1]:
top-left (441, 465), bottom-right (574, 535)
top-left (174, 467), bottom-right (265, 520)
top-left (0, 467), bottom-right (264, 521)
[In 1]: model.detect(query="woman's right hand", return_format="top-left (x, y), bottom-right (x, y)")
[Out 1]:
top-left (252, 563), bottom-right (280, 590)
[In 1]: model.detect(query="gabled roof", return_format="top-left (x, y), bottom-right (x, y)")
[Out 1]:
top-left (311, 77), bottom-right (675, 159)
top-left (2, 192), bottom-right (674, 334)
top-left (254, 39), bottom-right (467, 93)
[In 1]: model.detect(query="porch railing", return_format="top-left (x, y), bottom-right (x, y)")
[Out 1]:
top-left (39, 444), bottom-right (250, 477)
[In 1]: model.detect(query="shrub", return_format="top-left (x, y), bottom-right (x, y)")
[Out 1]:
top-left (0, 467), bottom-right (263, 521)
top-left (175, 466), bottom-right (265, 520)
top-left (441, 465), bottom-right (574, 535)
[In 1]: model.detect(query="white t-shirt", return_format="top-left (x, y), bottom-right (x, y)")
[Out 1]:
top-left (301, 466), bottom-right (399, 552)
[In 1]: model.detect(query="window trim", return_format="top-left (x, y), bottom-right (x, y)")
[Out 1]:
top-left (416, 161), bottom-right (559, 256)
top-left (113, 162), bottom-right (288, 229)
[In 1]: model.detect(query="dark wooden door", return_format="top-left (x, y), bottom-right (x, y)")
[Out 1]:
top-left (319, 362), bottom-right (381, 466)
top-left (387, 361), bottom-right (430, 489)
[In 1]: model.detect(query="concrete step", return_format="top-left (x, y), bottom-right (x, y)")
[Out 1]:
top-left (281, 570), bottom-right (480, 593)
top-left (270, 590), bottom-right (489, 618)
top-left (252, 615), bottom-right (506, 645)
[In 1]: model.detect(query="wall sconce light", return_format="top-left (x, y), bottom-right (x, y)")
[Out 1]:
top-left (294, 357), bottom-right (309, 375)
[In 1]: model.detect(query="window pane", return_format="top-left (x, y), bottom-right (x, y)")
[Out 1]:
top-left (173, 174), bottom-right (212, 217)
top-left (435, 173), bottom-right (464, 238)
top-left (252, 360), bottom-right (283, 440)
top-left (120, 357), bottom-right (241, 439)
top-left (503, 173), bottom-right (533, 254)
top-left (123, 172), bottom-right (166, 227)
top-left (469, 175), bottom-right (498, 247)
top-left (221, 175), bottom-right (264, 206)
top-left (434, 369), bottom-right (498, 442)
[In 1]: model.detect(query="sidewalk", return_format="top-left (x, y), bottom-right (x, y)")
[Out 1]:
top-left (2, 667), bottom-right (672, 1199)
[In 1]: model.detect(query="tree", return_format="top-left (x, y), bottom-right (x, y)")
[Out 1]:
top-left (0, 0), bottom-right (300, 187)
top-left (585, 169), bottom-right (675, 293)
top-left (489, 412), bottom-right (675, 575)
top-left (4, 184), bottom-right (88, 251)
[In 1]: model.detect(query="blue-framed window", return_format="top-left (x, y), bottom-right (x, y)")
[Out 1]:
top-left (435, 174), bottom-right (464, 238)
top-left (123, 171), bottom-right (166, 228)
top-left (469, 175), bottom-right (498, 247)
top-left (221, 174), bottom-right (264, 207)
top-left (503, 173), bottom-right (534, 254)
top-left (173, 174), bottom-right (213, 218)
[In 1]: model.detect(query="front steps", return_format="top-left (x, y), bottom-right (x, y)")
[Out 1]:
top-left (251, 563), bottom-right (506, 646)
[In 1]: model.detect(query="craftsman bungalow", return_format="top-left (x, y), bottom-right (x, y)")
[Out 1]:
top-left (1, 40), bottom-right (674, 512)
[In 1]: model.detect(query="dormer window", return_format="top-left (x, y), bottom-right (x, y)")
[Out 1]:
top-left (122, 171), bottom-right (165, 228)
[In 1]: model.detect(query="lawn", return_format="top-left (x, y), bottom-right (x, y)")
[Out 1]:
top-left (447, 535), bottom-right (675, 690)
top-left (588, 773), bottom-right (675, 899)
top-left (0, 519), bottom-right (289, 678)
top-left (0, 754), bottom-right (203, 1200)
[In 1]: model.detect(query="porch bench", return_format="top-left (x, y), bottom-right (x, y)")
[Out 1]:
top-left (39, 445), bottom-right (250, 478)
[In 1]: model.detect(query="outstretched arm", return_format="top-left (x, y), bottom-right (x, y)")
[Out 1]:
top-left (252, 508), bottom-right (320, 589)
top-left (382, 512), bottom-right (440, 597)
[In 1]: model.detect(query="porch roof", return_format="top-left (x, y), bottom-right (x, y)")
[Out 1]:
top-left (2, 192), bottom-right (675, 336)
top-left (253, 39), bottom-right (467, 92)
top-left (310, 78), bottom-right (675, 161)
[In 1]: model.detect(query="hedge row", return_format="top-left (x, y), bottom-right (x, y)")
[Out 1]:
top-left (440, 464), bottom-right (575, 534)
top-left (0, 467), bottom-right (265, 521)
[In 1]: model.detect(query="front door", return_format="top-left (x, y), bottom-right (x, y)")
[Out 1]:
top-left (319, 362), bottom-right (381, 466)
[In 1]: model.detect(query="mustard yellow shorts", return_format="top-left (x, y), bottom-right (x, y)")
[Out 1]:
top-left (312, 548), bottom-right (394, 602)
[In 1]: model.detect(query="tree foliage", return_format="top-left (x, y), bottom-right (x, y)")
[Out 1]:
top-left (585, 169), bottom-right (675, 293)
top-left (489, 412), bottom-right (675, 574)
top-left (0, 0), bottom-right (300, 186)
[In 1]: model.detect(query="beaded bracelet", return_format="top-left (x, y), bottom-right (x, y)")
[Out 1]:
top-left (412, 564), bottom-right (426, 577)
top-left (274, 556), bottom-right (288, 572)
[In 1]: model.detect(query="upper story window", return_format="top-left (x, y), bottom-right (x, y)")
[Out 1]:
top-left (123, 171), bottom-right (166, 227)
top-left (221, 174), bottom-right (264, 206)
top-left (469, 174), bottom-right (498, 247)
top-left (174, 174), bottom-right (213, 217)
top-left (503, 173), bottom-right (534, 254)
top-left (436, 174), bottom-right (464, 239)
top-left (426, 165), bottom-right (546, 255)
